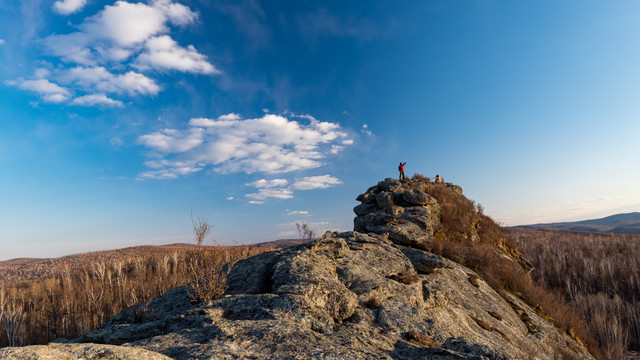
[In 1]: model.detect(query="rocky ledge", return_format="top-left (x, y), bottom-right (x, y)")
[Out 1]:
top-left (0, 179), bottom-right (594, 359)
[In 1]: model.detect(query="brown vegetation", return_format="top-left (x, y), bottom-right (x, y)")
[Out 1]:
top-left (416, 183), bottom-right (603, 360)
top-left (0, 244), bottom-right (270, 347)
top-left (365, 293), bottom-right (383, 309)
top-left (509, 228), bottom-right (640, 360)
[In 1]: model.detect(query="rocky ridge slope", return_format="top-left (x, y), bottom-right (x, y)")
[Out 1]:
top-left (0, 179), bottom-right (594, 359)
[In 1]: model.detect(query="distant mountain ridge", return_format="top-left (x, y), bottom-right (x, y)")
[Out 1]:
top-left (516, 212), bottom-right (640, 234)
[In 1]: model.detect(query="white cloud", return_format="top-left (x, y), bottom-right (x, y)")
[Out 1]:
top-left (361, 124), bottom-right (372, 136)
top-left (245, 188), bottom-right (293, 201)
top-left (135, 35), bottom-right (218, 74)
top-left (46, 1), bottom-right (201, 63)
top-left (72, 93), bottom-right (124, 107)
top-left (226, 196), bottom-right (234, 200)
top-left (7, 78), bottom-right (71, 103)
top-left (43, 93), bottom-right (70, 103)
top-left (138, 128), bottom-right (204, 153)
top-left (287, 210), bottom-right (309, 216)
top-left (110, 137), bottom-right (124, 146)
top-left (53, 0), bottom-right (87, 15)
top-left (249, 200), bottom-right (264, 205)
top-left (292, 175), bottom-right (343, 190)
top-left (16, 0), bottom-right (215, 107)
top-left (247, 179), bottom-right (288, 188)
top-left (62, 67), bottom-right (161, 95)
top-left (138, 113), bottom-right (350, 175)
top-left (0, 39), bottom-right (5, 45)
top-left (137, 163), bottom-right (202, 180)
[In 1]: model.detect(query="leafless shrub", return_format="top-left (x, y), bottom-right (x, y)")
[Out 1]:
top-left (131, 301), bottom-right (155, 324)
top-left (187, 217), bottom-right (239, 304)
top-left (411, 173), bottom-right (431, 182)
top-left (365, 293), bottom-right (383, 309)
top-left (296, 222), bottom-right (316, 243)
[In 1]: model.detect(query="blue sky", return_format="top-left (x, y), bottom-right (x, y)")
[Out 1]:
top-left (1, 1), bottom-right (640, 260)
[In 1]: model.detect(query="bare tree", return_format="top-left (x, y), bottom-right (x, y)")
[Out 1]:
top-left (296, 222), bottom-right (316, 244)
top-left (0, 289), bottom-right (24, 347)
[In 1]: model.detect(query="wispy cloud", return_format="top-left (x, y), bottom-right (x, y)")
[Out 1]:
top-left (247, 179), bottom-right (289, 188)
top-left (6, 78), bottom-right (71, 103)
top-left (292, 175), bottom-right (342, 190)
top-left (287, 210), bottom-right (309, 216)
top-left (138, 113), bottom-right (352, 176)
top-left (61, 66), bottom-right (161, 96)
top-left (0, 39), bottom-right (5, 45)
top-left (53, 0), bottom-right (87, 15)
top-left (298, 8), bottom-right (380, 42)
top-left (71, 93), bottom-right (123, 107)
top-left (361, 124), bottom-right (372, 136)
top-left (215, 0), bottom-right (270, 50)
top-left (245, 188), bottom-right (293, 201)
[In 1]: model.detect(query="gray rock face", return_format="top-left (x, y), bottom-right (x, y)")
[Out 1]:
top-left (75, 231), bottom-right (593, 360)
top-left (0, 343), bottom-right (171, 359)
top-left (354, 178), bottom-right (443, 248)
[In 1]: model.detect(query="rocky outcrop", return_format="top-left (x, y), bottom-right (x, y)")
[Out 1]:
top-left (0, 343), bottom-right (171, 359)
top-left (1, 179), bottom-right (595, 359)
top-left (74, 230), bottom-right (591, 359)
top-left (354, 178), bottom-right (448, 248)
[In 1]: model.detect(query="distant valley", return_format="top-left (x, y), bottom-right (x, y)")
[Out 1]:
top-left (515, 211), bottom-right (640, 234)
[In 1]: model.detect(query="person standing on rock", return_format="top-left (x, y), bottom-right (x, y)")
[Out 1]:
top-left (398, 162), bottom-right (407, 180)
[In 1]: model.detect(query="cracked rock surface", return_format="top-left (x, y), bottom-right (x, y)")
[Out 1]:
top-left (73, 230), bottom-right (590, 359)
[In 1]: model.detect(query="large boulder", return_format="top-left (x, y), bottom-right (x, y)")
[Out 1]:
top-left (353, 178), bottom-right (443, 248)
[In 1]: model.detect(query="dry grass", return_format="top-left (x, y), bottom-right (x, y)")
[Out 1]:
top-left (411, 183), bottom-right (604, 360)
top-left (411, 173), bottom-right (431, 183)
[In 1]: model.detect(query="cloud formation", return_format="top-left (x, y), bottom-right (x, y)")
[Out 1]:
top-left (247, 179), bottom-right (289, 188)
top-left (134, 35), bottom-right (218, 74)
top-left (245, 188), bottom-right (294, 201)
top-left (10, 0), bottom-right (215, 106)
top-left (53, 0), bottom-right (87, 15)
top-left (292, 175), bottom-right (343, 190)
top-left (138, 113), bottom-right (351, 178)
top-left (71, 93), bottom-right (124, 107)
top-left (6, 78), bottom-right (71, 103)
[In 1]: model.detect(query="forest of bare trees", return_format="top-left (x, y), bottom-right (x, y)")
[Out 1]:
top-left (0, 245), bottom-right (269, 347)
top-left (510, 228), bottom-right (640, 360)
